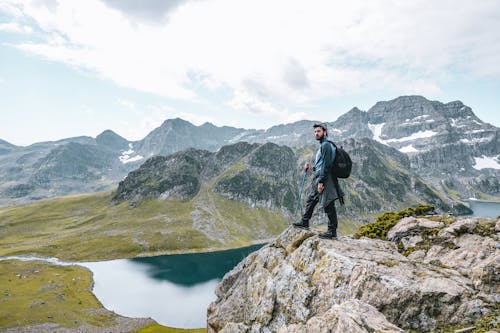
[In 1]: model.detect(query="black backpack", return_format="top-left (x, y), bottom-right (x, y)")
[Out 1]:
top-left (328, 141), bottom-right (352, 178)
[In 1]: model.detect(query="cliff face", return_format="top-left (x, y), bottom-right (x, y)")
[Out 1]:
top-left (207, 216), bottom-right (499, 332)
top-left (332, 96), bottom-right (500, 200)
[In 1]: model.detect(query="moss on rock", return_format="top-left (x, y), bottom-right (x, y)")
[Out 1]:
top-left (354, 205), bottom-right (435, 240)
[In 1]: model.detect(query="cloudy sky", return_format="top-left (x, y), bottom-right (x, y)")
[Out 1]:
top-left (1, 0), bottom-right (499, 146)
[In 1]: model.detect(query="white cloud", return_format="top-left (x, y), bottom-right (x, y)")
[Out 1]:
top-left (285, 112), bottom-right (309, 124)
top-left (0, 1), bottom-right (24, 17)
top-left (0, 22), bottom-right (33, 34)
top-left (228, 89), bottom-right (286, 117)
top-left (116, 98), bottom-right (135, 109)
top-left (3, 0), bottom-right (500, 124)
top-left (114, 103), bottom-right (220, 141)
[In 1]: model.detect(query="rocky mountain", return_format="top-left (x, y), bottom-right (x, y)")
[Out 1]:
top-left (1, 95), bottom-right (498, 207)
top-left (329, 96), bottom-right (500, 201)
top-left (0, 131), bottom-right (141, 206)
top-left (95, 129), bottom-right (130, 151)
top-left (207, 214), bottom-right (499, 332)
top-left (134, 118), bottom-right (246, 158)
top-left (0, 139), bottom-right (18, 155)
top-left (114, 140), bottom-right (471, 229)
top-left (114, 142), bottom-right (299, 214)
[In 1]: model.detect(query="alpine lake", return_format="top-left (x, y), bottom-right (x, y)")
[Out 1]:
top-left (80, 201), bottom-right (499, 329)
top-left (82, 244), bottom-right (263, 329)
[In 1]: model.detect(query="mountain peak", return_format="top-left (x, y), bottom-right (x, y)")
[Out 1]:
top-left (0, 138), bottom-right (18, 148)
top-left (0, 138), bottom-right (19, 154)
top-left (95, 129), bottom-right (129, 151)
top-left (201, 122), bottom-right (217, 128)
top-left (369, 95), bottom-right (431, 112)
top-left (162, 118), bottom-right (193, 127)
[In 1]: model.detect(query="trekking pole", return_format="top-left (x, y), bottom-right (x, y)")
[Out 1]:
top-left (294, 169), bottom-right (308, 219)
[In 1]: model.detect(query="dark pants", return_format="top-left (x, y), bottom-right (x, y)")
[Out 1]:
top-left (301, 181), bottom-right (338, 231)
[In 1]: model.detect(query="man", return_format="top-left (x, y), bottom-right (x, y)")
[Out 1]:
top-left (293, 123), bottom-right (343, 239)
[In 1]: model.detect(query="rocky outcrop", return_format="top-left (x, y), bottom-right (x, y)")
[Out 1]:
top-left (207, 216), bottom-right (499, 332)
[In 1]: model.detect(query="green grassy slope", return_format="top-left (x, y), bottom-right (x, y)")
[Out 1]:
top-left (0, 259), bottom-right (206, 332)
top-left (0, 188), bottom-right (288, 262)
top-left (0, 259), bottom-right (119, 329)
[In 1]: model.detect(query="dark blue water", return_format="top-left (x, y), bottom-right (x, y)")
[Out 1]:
top-left (82, 244), bottom-right (262, 329)
top-left (468, 200), bottom-right (500, 218)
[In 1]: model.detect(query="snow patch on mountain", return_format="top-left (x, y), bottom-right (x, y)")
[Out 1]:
top-left (266, 133), bottom-right (301, 140)
top-left (368, 122), bottom-right (438, 145)
top-left (450, 118), bottom-right (467, 128)
top-left (367, 123), bottom-right (386, 144)
top-left (119, 144), bottom-right (144, 164)
top-left (228, 131), bottom-right (250, 143)
top-left (399, 145), bottom-right (419, 153)
top-left (403, 115), bottom-right (435, 125)
top-left (473, 155), bottom-right (500, 170)
top-left (460, 137), bottom-right (492, 144)
top-left (386, 130), bottom-right (439, 143)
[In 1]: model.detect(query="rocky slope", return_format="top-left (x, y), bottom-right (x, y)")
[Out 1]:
top-left (330, 96), bottom-right (500, 201)
top-left (114, 140), bottom-right (470, 229)
top-left (0, 131), bottom-right (140, 206)
top-left (113, 142), bottom-right (298, 214)
top-left (207, 215), bottom-right (500, 332)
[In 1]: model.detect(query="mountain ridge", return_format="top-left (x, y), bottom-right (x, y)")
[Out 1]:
top-left (1, 95), bottom-right (498, 208)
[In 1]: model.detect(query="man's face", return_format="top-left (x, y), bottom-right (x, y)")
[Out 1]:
top-left (314, 127), bottom-right (326, 140)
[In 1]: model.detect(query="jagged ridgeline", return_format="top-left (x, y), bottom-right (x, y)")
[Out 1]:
top-left (2, 96), bottom-right (498, 207)
top-left (113, 138), bottom-right (469, 227)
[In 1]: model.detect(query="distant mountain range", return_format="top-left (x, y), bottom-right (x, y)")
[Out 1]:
top-left (1, 95), bottom-right (498, 211)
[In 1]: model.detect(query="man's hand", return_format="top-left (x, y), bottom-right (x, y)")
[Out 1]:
top-left (304, 162), bottom-right (311, 172)
top-left (317, 182), bottom-right (324, 193)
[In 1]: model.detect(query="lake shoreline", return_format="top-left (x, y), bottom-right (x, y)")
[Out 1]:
top-left (466, 198), bottom-right (500, 203)
top-left (0, 238), bottom-right (272, 265)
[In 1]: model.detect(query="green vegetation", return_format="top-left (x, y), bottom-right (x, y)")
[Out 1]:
top-left (135, 324), bottom-right (206, 333)
top-left (408, 305), bottom-right (500, 333)
top-left (0, 259), bottom-right (206, 332)
top-left (0, 189), bottom-right (287, 262)
top-left (354, 205), bottom-right (435, 240)
top-left (473, 219), bottom-right (497, 237)
top-left (0, 259), bottom-right (117, 329)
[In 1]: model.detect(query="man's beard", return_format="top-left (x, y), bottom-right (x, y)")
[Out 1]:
top-left (316, 133), bottom-right (325, 141)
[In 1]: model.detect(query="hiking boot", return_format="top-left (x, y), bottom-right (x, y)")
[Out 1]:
top-left (293, 220), bottom-right (309, 229)
top-left (319, 229), bottom-right (337, 239)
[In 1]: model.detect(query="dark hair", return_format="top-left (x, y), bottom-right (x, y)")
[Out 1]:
top-left (313, 122), bottom-right (328, 132)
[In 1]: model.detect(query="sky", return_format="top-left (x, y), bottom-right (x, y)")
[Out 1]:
top-left (1, 0), bottom-right (499, 146)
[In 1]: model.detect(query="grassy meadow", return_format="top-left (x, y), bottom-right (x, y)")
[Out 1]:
top-left (0, 188), bottom-right (287, 262)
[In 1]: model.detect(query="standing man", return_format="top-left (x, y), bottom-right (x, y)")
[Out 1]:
top-left (293, 123), bottom-right (343, 239)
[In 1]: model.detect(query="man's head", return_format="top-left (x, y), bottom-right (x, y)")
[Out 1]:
top-left (313, 123), bottom-right (328, 140)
